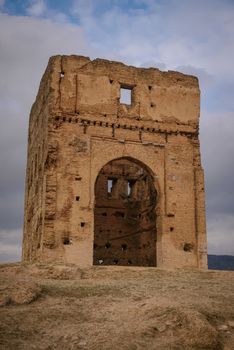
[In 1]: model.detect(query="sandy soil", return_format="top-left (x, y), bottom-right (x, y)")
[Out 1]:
top-left (0, 263), bottom-right (234, 350)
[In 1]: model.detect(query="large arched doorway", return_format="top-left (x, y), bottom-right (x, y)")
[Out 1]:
top-left (93, 157), bottom-right (157, 266)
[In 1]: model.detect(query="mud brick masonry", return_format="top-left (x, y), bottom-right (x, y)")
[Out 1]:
top-left (22, 55), bottom-right (207, 268)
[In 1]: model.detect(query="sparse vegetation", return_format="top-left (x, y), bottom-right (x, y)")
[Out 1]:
top-left (0, 263), bottom-right (234, 349)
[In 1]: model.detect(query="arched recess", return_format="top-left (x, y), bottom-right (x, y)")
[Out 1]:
top-left (93, 157), bottom-right (157, 267)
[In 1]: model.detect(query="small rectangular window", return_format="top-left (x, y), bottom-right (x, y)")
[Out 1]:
top-left (108, 179), bottom-right (113, 193)
top-left (108, 178), bottom-right (117, 194)
top-left (120, 87), bottom-right (132, 105)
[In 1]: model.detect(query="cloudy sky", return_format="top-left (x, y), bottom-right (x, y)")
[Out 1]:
top-left (0, 0), bottom-right (234, 262)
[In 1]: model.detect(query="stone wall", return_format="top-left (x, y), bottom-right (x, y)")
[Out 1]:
top-left (23, 55), bottom-right (207, 268)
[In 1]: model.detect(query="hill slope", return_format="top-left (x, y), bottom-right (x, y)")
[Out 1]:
top-left (208, 255), bottom-right (234, 271)
top-left (0, 263), bottom-right (234, 350)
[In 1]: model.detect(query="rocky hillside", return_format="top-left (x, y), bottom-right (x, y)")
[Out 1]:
top-left (0, 263), bottom-right (234, 350)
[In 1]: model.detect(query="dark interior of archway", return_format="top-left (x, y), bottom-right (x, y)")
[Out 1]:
top-left (93, 158), bottom-right (157, 267)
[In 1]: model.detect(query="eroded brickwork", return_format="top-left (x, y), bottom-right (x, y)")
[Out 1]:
top-left (23, 55), bottom-right (207, 268)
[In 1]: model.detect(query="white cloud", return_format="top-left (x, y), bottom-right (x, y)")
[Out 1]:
top-left (207, 214), bottom-right (234, 255)
top-left (200, 111), bottom-right (234, 205)
top-left (70, 0), bottom-right (234, 79)
top-left (26, 0), bottom-right (47, 17)
top-left (140, 61), bottom-right (167, 70)
top-left (176, 65), bottom-right (214, 88)
top-left (25, 1), bottom-right (71, 24)
top-left (0, 229), bottom-right (22, 263)
top-left (0, 13), bottom-right (88, 98)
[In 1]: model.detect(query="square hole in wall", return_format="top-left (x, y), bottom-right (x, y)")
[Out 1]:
top-left (81, 222), bottom-right (85, 227)
top-left (120, 86), bottom-right (132, 105)
top-left (63, 237), bottom-right (70, 245)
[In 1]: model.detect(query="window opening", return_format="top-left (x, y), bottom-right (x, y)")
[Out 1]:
top-left (108, 178), bottom-right (117, 194)
top-left (108, 179), bottom-right (113, 193)
top-left (127, 181), bottom-right (131, 196)
top-left (127, 180), bottom-right (136, 197)
top-left (120, 87), bottom-right (132, 105)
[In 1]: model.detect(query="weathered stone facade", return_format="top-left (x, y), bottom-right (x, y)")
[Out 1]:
top-left (22, 55), bottom-right (207, 268)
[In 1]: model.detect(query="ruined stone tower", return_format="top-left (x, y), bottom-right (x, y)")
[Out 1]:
top-left (23, 55), bottom-right (207, 268)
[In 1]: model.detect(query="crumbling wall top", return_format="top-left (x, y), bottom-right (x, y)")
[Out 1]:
top-left (34, 55), bottom-right (200, 125)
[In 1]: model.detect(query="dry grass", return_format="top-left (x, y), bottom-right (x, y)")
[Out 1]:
top-left (0, 263), bottom-right (234, 349)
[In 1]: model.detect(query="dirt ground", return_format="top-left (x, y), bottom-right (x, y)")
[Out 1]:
top-left (0, 263), bottom-right (234, 350)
